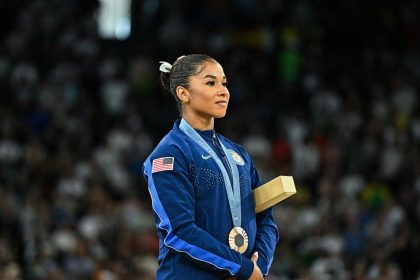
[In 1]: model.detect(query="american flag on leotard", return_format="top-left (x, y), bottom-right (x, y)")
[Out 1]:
top-left (152, 157), bottom-right (174, 173)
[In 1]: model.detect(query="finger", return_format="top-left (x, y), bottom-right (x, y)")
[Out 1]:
top-left (251, 251), bottom-right (259, 262)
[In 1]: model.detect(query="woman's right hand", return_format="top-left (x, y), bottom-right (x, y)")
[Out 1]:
top-left (248, 252), bottom-right (264, 280)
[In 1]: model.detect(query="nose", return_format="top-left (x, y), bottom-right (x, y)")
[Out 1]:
top-left (216, 85), bottom-right (229, 96)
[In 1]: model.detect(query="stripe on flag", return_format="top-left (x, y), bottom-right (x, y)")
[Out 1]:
top-left (152, 157), bottom-right (174, 173)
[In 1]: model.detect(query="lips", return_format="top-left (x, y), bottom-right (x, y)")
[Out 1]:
top-left (216, 100), bottom-right (228, 105)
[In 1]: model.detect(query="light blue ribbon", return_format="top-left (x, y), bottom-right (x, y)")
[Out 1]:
top-left (179, 118), bottom-right (241, 227)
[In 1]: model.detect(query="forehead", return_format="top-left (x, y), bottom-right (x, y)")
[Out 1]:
top-left (195, 61), bottom-right (226, 78)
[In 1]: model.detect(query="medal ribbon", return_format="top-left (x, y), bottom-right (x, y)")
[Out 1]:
top-left (179, 118), bottom-right (241, 227)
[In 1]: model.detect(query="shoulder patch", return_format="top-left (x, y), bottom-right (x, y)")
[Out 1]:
top-left (152, 157), bottom-right (174, 173)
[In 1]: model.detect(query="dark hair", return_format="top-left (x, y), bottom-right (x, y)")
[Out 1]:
top-left (160, 54), bottom-right (215, 114)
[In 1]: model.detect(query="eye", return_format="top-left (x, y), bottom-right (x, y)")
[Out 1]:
top-left (206, 81), bottom-right (215, 86)
top-left (222, 81), bottom-right (228, 87)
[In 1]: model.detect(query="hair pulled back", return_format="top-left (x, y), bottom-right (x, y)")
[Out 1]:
top-left (159, 54), bottom-right (215, 114)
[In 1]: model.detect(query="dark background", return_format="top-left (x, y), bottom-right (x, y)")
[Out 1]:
top-left (1, 0), bottom-right (420, 279)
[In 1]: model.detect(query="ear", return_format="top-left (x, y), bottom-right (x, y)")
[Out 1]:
top-left (176, 86), bottom-right (190, 103)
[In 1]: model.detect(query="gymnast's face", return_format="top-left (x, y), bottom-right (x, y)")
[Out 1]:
top-left (178, 60), bottom-right (230, 120)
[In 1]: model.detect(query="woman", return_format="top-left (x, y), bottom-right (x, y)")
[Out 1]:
top-left (143, 54), bottom-right (279, 280)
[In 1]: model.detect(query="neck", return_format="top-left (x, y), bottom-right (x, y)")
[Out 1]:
top-left (182, 113), bottom-right (214, 131)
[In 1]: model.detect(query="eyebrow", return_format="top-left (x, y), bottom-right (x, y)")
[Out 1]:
top-left (203, 74), bottom-right (226, 80)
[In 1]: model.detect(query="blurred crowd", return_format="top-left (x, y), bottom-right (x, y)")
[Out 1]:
top-left (1, 0), bottom-right (420, 279)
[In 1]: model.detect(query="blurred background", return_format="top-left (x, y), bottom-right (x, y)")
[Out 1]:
top-left (1, 0), bottom-right (420, 279)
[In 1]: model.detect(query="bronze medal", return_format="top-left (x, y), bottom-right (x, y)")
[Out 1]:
top-left (228, 227), bottom-right (248, 254)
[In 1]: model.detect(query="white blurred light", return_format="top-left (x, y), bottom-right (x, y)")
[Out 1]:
top-left (97, 0), bottom-right (131, 40)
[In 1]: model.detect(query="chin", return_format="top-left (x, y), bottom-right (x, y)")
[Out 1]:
top-left (214, 111), bottom-right (227, 118)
